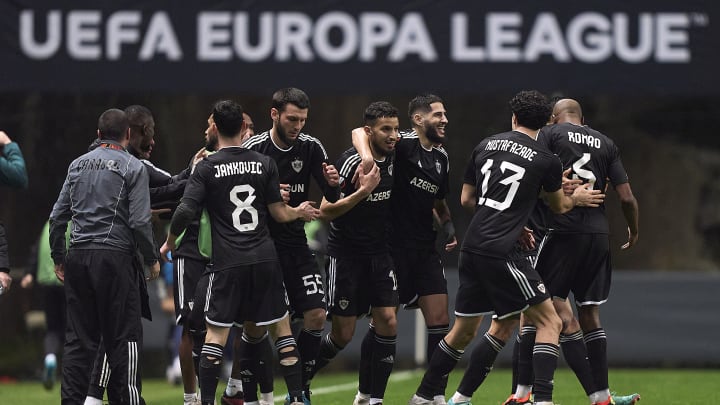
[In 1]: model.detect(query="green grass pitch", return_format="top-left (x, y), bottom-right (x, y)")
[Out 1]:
top-left (1, 368), bottom-right (717, 404)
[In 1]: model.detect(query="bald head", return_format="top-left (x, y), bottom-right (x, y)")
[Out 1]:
top-left (552, 98), bottom-right (583, 124)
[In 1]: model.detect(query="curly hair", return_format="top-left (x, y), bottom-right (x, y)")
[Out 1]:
top-left (509, 90), bottom-right (551, 130)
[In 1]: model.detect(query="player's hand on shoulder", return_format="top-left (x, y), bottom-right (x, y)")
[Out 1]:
top-left (572, 183), bottom-right (605, 207)
top-left (192, 147), bottom-right (208, 167)
top-left (297, 201), bottom-right (320, 222)
top-left (322, 163), bottom-right (340, 187)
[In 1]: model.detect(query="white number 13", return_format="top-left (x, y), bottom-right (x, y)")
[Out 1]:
top-left (478, 159), bottom-right (526, 211)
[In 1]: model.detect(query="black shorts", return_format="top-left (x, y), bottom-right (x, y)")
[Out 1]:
top-left (278, 246), bottom-right (326, 319)
top-left (173, 256), bottom-right (208, 325)
top-left (534, 232), bottom-right (611, 306)
top-left (326, 254), bottom-right (399, 317)
top-left (455, 251), bottom-right (549, 320)
top-left (204, 261), bottom-right (289, 327)
top-left (392, 247), bottom-right (447, 308)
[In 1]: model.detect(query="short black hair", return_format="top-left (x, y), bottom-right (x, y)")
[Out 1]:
top-left (364, 101), bottom-right (399, 125)
top-left (509, 90), bottom-right (551, 130)
top-left (408, 94), bottom-right (443, 120)
top-left (272, 87), bottom-right (310, 112)
top-left (97, 109), bottom-right (129, 141)
top-left (124, 105), bottom-right (153, 127)
top-left (212, 100), bottom-right (244, 137)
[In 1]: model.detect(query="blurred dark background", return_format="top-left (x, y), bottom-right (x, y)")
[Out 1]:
top-left (1, 0), bottom-right (719, 379)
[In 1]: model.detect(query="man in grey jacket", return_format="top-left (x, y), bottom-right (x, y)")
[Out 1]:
top-left (49, 108), bottom-right (160, 405)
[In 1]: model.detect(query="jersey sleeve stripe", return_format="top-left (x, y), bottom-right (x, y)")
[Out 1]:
top-left (338, 153), bottom-right (361, 178)
top-left (298, 133), bottom-right (329, 159)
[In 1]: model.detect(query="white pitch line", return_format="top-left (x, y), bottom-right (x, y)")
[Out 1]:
top-left (273, 370), bottom-right (420, 403)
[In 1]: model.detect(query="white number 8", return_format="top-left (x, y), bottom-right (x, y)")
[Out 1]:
top-left (230, 185), bottom-right (259, 232)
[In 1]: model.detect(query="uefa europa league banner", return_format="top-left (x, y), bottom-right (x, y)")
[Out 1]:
top-left (0, 0), bottom-right (716, 94)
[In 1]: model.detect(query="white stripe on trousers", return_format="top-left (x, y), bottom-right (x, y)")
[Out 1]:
top-left (128, 341), bottom-right (140, 405)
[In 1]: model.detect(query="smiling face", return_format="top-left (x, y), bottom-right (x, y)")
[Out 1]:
top-left (419, 102), bottom-right (448, 145)
top-left (271, 103), bottom-right (308, 148)
top-left (367, 116), bottom-right (399, 157)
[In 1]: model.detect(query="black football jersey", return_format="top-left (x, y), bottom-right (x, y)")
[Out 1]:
top-left (243, 131), bottom-right (339, 248)
top-left (462, 130), bottom-right (563, 259)
top-left (538, 123), bottom-right (629, 234)
top-left (390, 130), bottom-right (450, 247)
top-left (326, 147), bottom-right (394, 257)
top-left (182, 146), bottom-right (283, 270)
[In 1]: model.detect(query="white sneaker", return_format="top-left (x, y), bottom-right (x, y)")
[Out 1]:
top-left (408, 394), bottom-right (434, 405)
top-left (353, 393), bottom-right (370, 405)
top-left (433, 396), bottom-right (448, 405)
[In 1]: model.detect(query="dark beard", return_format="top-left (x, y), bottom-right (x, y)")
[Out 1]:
top-left (205, 137), bottom-right (218, 152)
top-left (424, 122), bottom-right (445, 145)
top-left (276, 123), bottom-right (296, 146)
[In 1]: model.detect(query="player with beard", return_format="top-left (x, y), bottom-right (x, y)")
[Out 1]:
top-left (305, 101), bottom-right (398, 405)
top-left (240, 88), bottom-right (340, 405)
top-left (351, 94), bottom-right (456, 405)
top-left (162, 100), bottom-right (320, 405)
top-left (167, 111), bottom-right (258, 405)
top-left (409, 91), bottom-right (604, 405)
top-left (507, 99), bottom-right (640, 405)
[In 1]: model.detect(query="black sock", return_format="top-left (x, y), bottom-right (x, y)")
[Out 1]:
top-left (192, 331), bottom-right (205, 379)
top-left (307, 334), bottom-right (343, 382)
top-left (584, 328), bottom-right (609, 391)
top-left (517, 325), bottom-right (536, 387)
top-left (426, 324), bottom-right (449, 362)
top-left (427, 324), bottom-right (450, 395)
top-left (238, 333), bottom-right (263, 402)
top-left (358, 325), bottom-right (375, 395)
top-left (560, 331), bottom-right (596, 395)
top-left (258, 334), bottom-right (274, 394)
top-left (510, 333), bottom-right (521, 393)
top-left (199, 343), bottom-right (224, 405)
top-left (457, 333), bottom-right (505, 397)
top-left (297, 328), bottom-right (322, 390)
top-left (532, 343), bottom-right (559, 403)
top-left (370, 333), bottom-right (396, 400)
top-left (416, 339), bottom-right (463, 400)
top-left (276, 335), bottom-right (303, 400)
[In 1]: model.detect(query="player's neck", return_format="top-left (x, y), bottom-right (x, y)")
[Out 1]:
top-left (368, 143), bottom-right (386, 161)
top-left (512, 125), bottom-right (539, 140)
top-left (415, 128), bottom-right (438, 150)
top-left (217, 135), bottom-right (243, 149)
top-left (270, 127), bottom-right (291, 150)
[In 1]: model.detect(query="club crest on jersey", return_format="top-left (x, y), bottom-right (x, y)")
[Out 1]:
top-left (417, 160), bottom-right (422, 168)
top-left (388, 163), bottom-right (393, 176)
top-left (537, 282), bottom-right (546, 294)
top-left (291, 157), bottom-right (303, 173)
top-left (435, 159), bottom-right (441, 174)
top-left (339, 298), bottom-right (350, 310)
